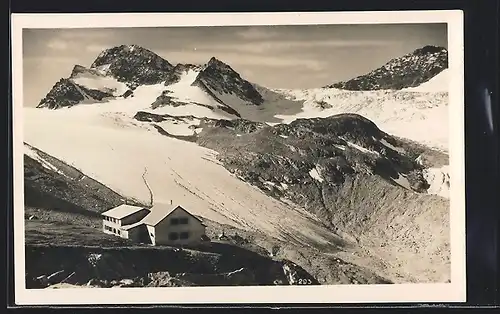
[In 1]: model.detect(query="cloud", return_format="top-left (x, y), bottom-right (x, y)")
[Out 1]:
top-left (157, 49), bottom-right (325, 71)
top-left (236, 27), bottom-right (280, 40)
top-left (46, 39), bottom-right (69, 50)
top-left (86, 44), bottom-right (108, 53)
top-left (200, 39), bottom-right (398, 55)
top-left (55, 28), bottom-right (117, 40)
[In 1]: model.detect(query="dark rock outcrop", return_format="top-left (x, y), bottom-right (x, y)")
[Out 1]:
top-left (25, 244), bottom-right (321, 288)
top-left (36, 78), bottom-right (114, 109)
top-left (192, 57), bottom-right (264, 105)
top-left (328, 45), bottom-right (448, 90)
top-left (37, 79), bottom-right (85, 109)
top-left (90, 44), bottom-right (174, 86)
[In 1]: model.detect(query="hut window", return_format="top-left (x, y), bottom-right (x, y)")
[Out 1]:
top-left (171, 218), bottom-right (179, 225)
top-left (180, 232), bottom-right (189, 239)
top-left (168, 232), bottom-right (179, 240)
top-left (179, 217), bottom-right (188, 224)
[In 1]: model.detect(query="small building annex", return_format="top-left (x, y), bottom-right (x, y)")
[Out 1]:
top-left (101, 203), bottom-right (207, 246)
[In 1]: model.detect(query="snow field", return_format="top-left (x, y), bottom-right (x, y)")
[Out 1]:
top-left (403, 69), bottom-right (449, 93)
top-left (71, 74), bottom-right (129, 97)
top-left (155, 118), bottom-right (201, 136)
top-left (274, 88), bottom-right (449, 152)
top-left (150, 69), bottom-right (239, 120)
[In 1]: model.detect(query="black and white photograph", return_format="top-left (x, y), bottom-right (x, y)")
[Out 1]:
top-left (12, 11), bottom-right (465, 304)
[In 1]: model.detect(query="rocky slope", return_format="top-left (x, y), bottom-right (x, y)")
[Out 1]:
top-left (25, 245), bottom-right (320, 288)
top-left (328, 45), bottom-right (448, 90)
top-left (127, 111), bottom-right (450, 282)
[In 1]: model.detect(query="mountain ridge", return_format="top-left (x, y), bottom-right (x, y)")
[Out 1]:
top-left (36, 44), bottom-right (266, 114)
top-left (327, 45), bottom-right (448, 90)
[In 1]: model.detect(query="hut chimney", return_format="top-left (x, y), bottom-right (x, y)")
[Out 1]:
top-left (170, 199), bottom-right (173, 205)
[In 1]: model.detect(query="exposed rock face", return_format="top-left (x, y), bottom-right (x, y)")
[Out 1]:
top-left (193, 57), bottom-right (264, 105)
top-left (328, 45), bottom-right (448, 90)
top-left (150, 90), bottom-right (186, 109)
top-left (69, 64), bottom-right (110, 79)
top-left (70, 64), bottom-right (92, 78)
top-left (37, 79), bottom-right (85, 109)
top-left (36, 79), bottom-right (113, 109)
top-left (90, 44), bottom-right (174, 86)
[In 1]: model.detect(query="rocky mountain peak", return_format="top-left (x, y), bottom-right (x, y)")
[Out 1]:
top-left (89, 44), bottom-right (174, 85)
top-left (91, 45), bottom-right (160, 67)
top-left (36, 78), bottom-right (114, 109)
top-left (206, 56), bottom-right (230, 69)
top-left (413, 45), bottom-right (446, 55)
top-left (192, 57), bottom-right (264, 105)
top-left (328, 45), bottom-right (448, 90)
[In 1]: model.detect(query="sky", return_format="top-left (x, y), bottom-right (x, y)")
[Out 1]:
top-left (23, 23), bottom-right (447, 107)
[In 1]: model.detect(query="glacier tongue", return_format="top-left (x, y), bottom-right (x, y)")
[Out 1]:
top-left (23, 103), bottom-right (343, 248)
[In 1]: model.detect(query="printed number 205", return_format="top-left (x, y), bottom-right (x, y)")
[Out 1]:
top-left (297, 278), bottom-right (312, 285)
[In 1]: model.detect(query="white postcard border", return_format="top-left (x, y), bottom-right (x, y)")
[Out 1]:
top-left (11, 11), bottom-right (466, 305)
